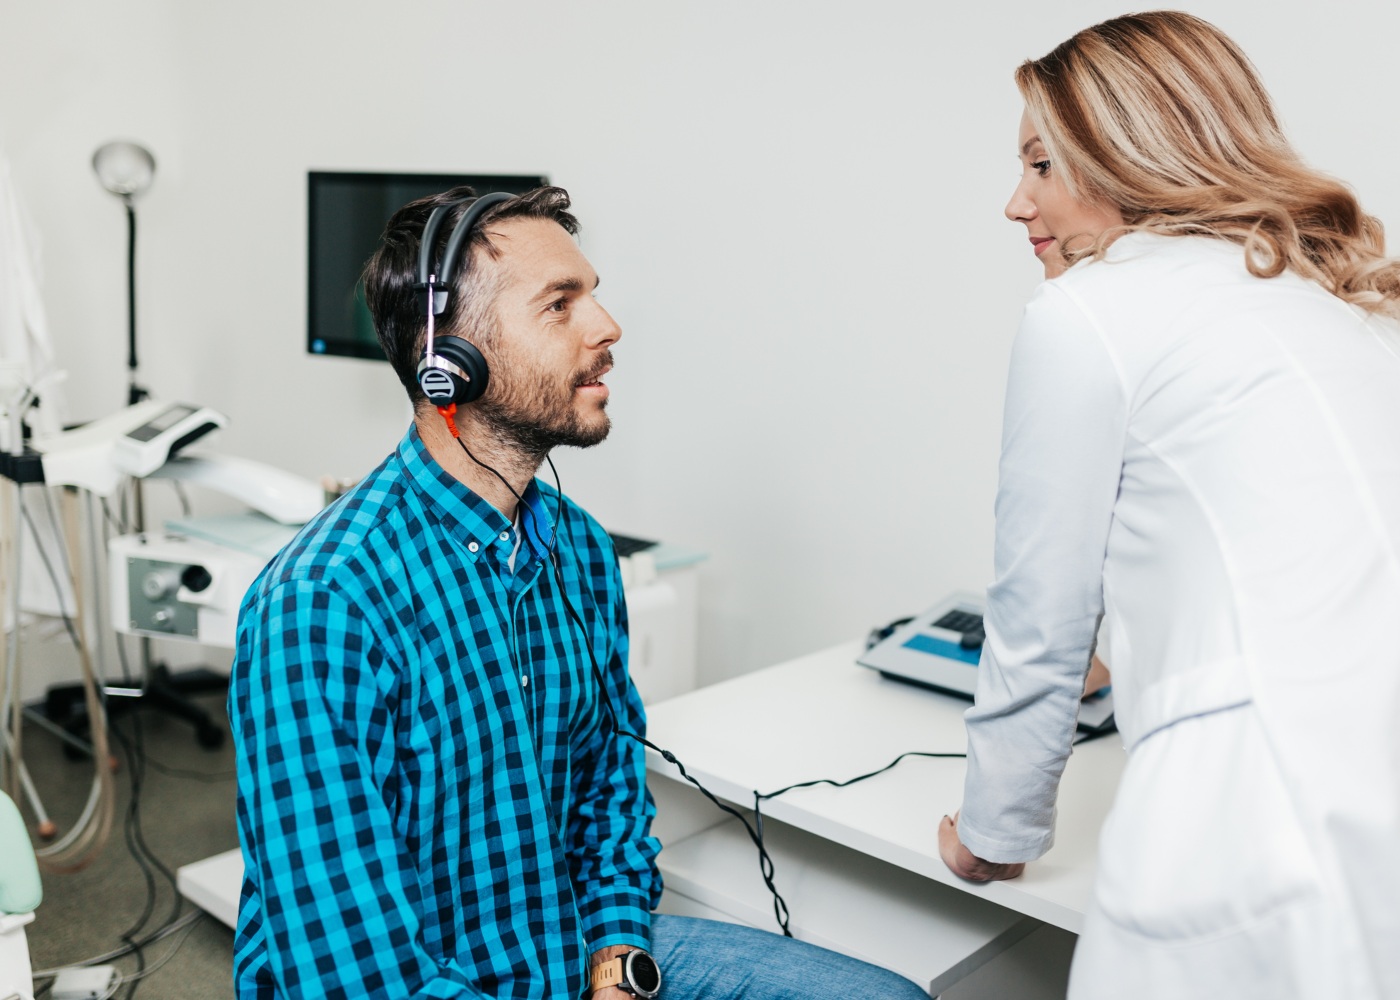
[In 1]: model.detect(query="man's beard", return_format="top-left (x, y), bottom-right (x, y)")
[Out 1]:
top-left (478, 350), bottom-right (613, 458)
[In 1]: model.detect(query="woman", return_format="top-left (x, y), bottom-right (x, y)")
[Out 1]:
top-left (937, 12), bottom-right (1400, 999)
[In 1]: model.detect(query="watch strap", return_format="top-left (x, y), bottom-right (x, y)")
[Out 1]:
top-left (591, 956), bottom-right (625, 993)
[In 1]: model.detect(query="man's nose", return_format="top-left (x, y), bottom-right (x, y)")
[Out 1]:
top-left (585, 299), bottom-right (622, 348)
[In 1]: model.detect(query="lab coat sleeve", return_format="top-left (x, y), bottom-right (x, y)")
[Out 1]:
top-left (957, 281), bottom-right (1128, 864)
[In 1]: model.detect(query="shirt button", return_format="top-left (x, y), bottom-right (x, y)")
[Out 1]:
top-left (500, 531), bottom-right (510, 541)
top-left (521, 674), bottom-right (530, 687)
top-left (468, 541), bottom-right (479, 553)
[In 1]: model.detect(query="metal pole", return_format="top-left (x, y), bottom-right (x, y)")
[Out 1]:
top-left (125, 200), bottom-right (147, 405)
top-left (123, 199), bottom-right (152, 673)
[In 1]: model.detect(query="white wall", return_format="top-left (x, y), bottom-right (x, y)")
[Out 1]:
top-left (3, 0), bottom-right (1397, 687)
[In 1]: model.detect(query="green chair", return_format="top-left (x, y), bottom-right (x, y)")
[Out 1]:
top-left (0, 789), bottom-right (41, 1000)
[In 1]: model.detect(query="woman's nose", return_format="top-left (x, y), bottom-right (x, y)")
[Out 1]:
top-left (1005, 177), bottom-right (1037, 224)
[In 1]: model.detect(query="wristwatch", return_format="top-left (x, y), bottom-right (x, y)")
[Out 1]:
top-left (590, 949), bottom-right (662, 998)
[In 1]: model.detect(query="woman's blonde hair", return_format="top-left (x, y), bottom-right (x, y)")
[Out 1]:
top-left (1018, 10), bottom-right (1400, 316)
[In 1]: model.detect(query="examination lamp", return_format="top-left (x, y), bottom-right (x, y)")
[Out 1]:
top-left (92, 140), bottom-right (156, 405)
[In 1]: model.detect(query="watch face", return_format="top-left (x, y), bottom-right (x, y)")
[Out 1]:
top-left (626, 951), bottom-right (661, 996)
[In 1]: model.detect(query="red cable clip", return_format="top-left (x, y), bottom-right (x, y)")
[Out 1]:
top-left (437, 403), bottom-right (461, 439)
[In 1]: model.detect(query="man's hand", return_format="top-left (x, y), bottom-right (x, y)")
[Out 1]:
top-left (938, 812), bottom-right (1025, 882)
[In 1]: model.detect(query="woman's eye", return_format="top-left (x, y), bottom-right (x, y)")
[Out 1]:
top-left (1032, 159), bottom-right (1051, 177)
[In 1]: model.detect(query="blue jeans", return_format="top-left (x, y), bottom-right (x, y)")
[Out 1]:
top-left (650, 915), bottom-right (928, 999)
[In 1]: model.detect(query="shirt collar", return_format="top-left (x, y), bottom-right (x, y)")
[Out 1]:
top-left (518, 479), bottom-right (557, 561)
top-left (397, 425), bottom-right (556, 562)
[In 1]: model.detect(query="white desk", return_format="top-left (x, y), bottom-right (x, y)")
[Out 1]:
top-left (644, 641), bottom-right (1126, 995)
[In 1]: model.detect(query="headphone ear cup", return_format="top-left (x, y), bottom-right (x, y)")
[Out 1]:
top-left (419, 335), bottom-right (490, 406)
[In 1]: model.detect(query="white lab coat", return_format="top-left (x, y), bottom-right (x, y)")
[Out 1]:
top-left (958, 232), bottom-right (1400, 999)
top-left (0, 149), bottom-right (61, 438)
top-left (1, 149), bottom-right (72, 626)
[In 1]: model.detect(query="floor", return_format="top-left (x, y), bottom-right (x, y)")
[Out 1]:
top-left (17, 679), bottom-right (239, 1000)
top-left (941, 924), bottom-right (1075, 999)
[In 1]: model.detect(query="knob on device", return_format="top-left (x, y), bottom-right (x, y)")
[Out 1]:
top-left (181, 564), bottom-right (212, 593)
top-left (140, 567), bottom-right (181, 600)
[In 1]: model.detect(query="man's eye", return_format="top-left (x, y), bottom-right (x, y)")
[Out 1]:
top-left (1032, 159), bottom-right (1051, 177)
top-left (548, 298), bottom-right (568, 313)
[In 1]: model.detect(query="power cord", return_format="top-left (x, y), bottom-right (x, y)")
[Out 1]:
top-left (136, 752), bottom-right (237, 783)
top-left (100, 501), bottom-right (186, 1000)
top-left (107, 705), bottom-right (188, 1000)
top-left (31, 910), bottom-right (203, 981)
top-left (25, 489), bottom-right (187, 995)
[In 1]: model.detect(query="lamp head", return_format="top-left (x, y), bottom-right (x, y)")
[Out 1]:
top-left (92, 141), bottom-right (155, 201)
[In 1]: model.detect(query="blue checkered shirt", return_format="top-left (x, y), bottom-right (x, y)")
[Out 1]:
top-left (229, 427), bottom-right (661, 999)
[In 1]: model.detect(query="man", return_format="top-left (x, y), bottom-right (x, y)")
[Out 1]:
top-left (229, 187), bottom-right (926, 999)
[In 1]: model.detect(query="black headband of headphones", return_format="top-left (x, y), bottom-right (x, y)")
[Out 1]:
top-left (416, 191), bottom-right (515, 317)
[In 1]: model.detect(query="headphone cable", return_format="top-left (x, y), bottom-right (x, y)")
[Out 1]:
top-left (448, 428), bottom-right (973, 936)
top-left (447, 430), bottom-right (801, 932)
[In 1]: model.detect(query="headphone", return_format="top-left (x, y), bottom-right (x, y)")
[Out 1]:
top-left (414, 191), bottom-right (515, 407)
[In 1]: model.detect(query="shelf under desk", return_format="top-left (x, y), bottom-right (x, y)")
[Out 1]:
top-left (657, 812), bottom-right (1037, 996)
top-left (643, 640), bottom-right (1125, 972)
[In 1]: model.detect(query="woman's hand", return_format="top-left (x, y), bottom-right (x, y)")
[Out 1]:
top-left (938, 812), bottom-right (1025, 882)
top-left (1083, 653), bottom-right (1111, 697)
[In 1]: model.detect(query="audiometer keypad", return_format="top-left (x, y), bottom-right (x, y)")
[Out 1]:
top-left (931, 610), bottom-right (982, 634)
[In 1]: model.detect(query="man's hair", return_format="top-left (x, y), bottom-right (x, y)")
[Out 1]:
top-left (363, 186), bottom-right (580, 407)
top-left (1018, 11), bottom-right (1400, 316)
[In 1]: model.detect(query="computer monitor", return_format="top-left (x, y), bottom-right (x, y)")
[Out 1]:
top-left (307, 170), bottom-right (549, 361)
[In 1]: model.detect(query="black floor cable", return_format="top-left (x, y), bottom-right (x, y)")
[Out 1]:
top-left (23, 490), bottom-right (188, 994)
top-left (106, 678), bottom-right (185, 1000)
top-left (27, 494), bottom-right (152, 988)
top-left (138, 752), bottom-right (237, 783)
top-left (102, 506), bottom-right (185, 1000)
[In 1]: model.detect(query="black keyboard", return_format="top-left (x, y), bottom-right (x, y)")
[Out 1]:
top-left (933, 609), bottom-right (985, 649)
top-left (932, 609), bottom-right (982, 633)
top-left (609, 533), bottom-right (660, 558)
